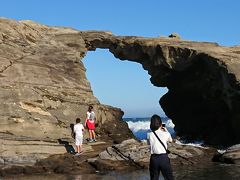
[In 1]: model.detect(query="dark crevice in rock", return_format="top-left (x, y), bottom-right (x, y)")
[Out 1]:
top-left (0, 60), bottom-right (13, 73)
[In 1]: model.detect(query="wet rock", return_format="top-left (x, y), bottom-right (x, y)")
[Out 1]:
top-left (91, 139), bottom-right (216, 170)
top-left (213, 144), bottom-right (240, 164)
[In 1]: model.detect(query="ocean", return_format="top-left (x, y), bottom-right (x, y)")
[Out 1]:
top-left (124, 117), bottom-right (206, 147)
top-left (123, 117), bottom-right (176, 140)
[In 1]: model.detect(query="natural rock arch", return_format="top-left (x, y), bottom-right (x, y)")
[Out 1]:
top-left (1, 18), bottom-right (240, 147)
top-left (78, 31), bottom-right (240, 146)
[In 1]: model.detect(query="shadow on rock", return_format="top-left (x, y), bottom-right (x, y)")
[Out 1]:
top-left (58, 139), bottom-right (75, 154)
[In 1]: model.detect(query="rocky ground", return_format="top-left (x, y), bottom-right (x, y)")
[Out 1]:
top-left (0, 134), bottom-right (111, 176)
top-left (2, 137), bottom-right (235, 178)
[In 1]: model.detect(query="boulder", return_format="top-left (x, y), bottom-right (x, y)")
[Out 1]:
top-left (213, 144), bottom-right (240, 164)
top-left (92, 139), bottom-right (216, 170)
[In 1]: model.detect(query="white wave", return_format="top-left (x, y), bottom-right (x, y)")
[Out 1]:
top-left (175, 139), bottom-right (207, 149)
top-left (126, 121), bottom-right (150, 132)
top-left (217, 149), bottom-right (226, 154)
top-left (126, 119), bottom-right (175, 133)
top-left (165, 119), bottom-right (175, 128)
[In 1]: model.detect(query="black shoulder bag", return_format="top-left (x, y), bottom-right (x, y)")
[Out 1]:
top-left (153, 131), bottom-right (170, 154)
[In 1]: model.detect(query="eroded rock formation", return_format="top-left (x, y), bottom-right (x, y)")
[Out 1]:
top-left (0, 18), bottom-right (134, 165)
top-left (1, 18), bottom-right (240, 149)
top-left (81, 32), bottom-right (240, 147)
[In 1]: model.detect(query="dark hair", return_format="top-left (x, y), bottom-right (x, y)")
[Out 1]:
top-left (76, 118), bottom-right (81, 123)
top-left (150, 114), bottom-right (162, 131)
top-left (88, 105), bottom-right (93, 112)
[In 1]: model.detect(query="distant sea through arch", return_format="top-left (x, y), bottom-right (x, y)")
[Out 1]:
top-left (124, 116), bottom-right (175, 140)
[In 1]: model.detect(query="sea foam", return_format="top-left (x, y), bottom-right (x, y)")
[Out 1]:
top-left (126, 119), bottom-right (174, 132)
top-left (127, 120), bottom-right (150, 132)
top-left (175, 139), bottom-right (206, 148)
top-left (125, 118), bottom-right (175, 140)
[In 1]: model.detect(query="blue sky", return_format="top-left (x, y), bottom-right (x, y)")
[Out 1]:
top-left (1, 0), bottom-right (239, 117)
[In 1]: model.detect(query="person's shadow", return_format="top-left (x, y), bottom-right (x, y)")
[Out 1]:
top-left (58, 124), bottom-right (76, 154)
top-left (70, 123), bottom-right (75, 139)
top-left (58, 139), bottom-right (75, 154)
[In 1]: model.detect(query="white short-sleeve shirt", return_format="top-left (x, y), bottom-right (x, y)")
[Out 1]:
top-left (147, 128), bottom-right (172, 154)
top-left (74, 123), bottom-right (84, 137)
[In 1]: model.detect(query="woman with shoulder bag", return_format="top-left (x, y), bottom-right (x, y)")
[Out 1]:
top-left (147, 114), bottom-right (174, 180)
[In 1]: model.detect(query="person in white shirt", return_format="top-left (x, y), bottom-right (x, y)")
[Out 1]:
top-left (147, 114), bottom-right (174, 180)
top-left (74, 118), bottom-right (85, 156)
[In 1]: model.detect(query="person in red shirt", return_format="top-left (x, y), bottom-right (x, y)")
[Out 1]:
top-left (85, 105), bottom-right (97, 142)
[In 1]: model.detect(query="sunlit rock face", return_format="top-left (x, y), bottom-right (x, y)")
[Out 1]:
top-left (1, 18), bottom-right (240, 147)
top-left (0, 18), bottom-right (133, 145)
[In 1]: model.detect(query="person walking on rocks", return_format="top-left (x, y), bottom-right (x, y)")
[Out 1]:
top-left (147, 114), bottom-right (174, 180)
top-left (85, 105), bottom-right (97, 142)
top-left (74, 118), bottom-right (84, 156)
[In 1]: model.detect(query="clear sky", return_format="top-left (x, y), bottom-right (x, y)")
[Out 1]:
top-left (1, 0), bottom-right (239, 117)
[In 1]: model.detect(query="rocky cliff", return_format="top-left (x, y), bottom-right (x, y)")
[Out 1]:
top-left (1, 18), bottom-right (240, 147)
top-left (0, 18), bottom-right (133, 148)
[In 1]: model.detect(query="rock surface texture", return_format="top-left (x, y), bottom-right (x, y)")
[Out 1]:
top-left (0, 18), bottom-right (134, 165)
top-left (1, 17), bottom-right (240, 153)
top-left (213, 144), bottom-right (240, 164)
top-left (92, 139), bottom-right (216, 170)
top-left (81, 31), bottom-right (240, 147)
top-left (0, 139), bottom-right (217, 177)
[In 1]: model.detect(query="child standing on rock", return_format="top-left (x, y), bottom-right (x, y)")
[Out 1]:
top-left (85, 105), bottom-right (97, 142)
top-left (74, 118), bottom-right (84, 156)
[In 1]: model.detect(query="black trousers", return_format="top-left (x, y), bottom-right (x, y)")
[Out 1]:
top-left (149, 154), bottom-right (174, 180)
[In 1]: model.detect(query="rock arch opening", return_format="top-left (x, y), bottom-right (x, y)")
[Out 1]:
top-left (82, 48), bottom-right (168, 118)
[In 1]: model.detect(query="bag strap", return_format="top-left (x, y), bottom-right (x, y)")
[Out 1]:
top-left (153, 131), bottom-right (168, 153)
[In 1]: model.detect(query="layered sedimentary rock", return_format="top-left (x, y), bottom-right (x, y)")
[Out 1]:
top-left (0, 17), bottom-right (133, 160)
top-left (1, 18), bottom-right (240, 148)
